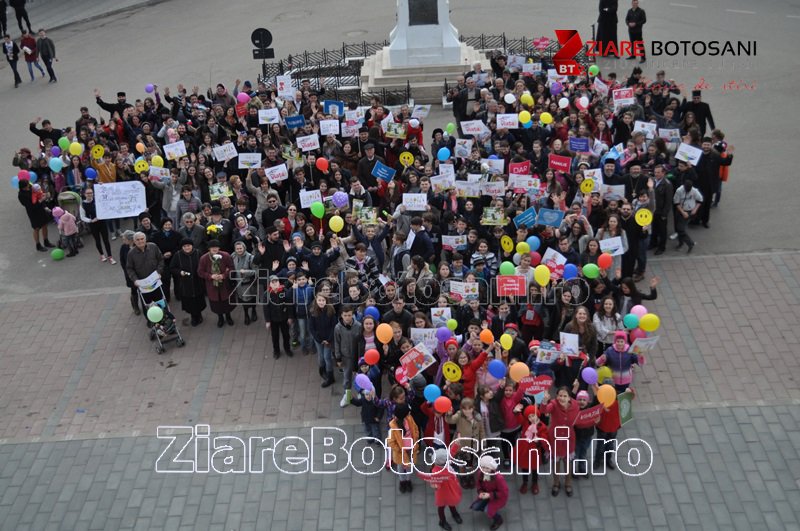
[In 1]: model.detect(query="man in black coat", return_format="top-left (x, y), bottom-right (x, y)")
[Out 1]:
top-left (596, 0), bottom-right (619, 57)
top-left (28, 117), bottom-right (62, 144)
top-left (679, 90), bottom-right (715, 136)
top-left (625, 0), bottom-right (646, 63)
top-left (408, 217), bottom-right (435, 263)
top-left (94, 88), bottom-right (133, 118)
top-left (694, 139), bottom-right (734, 227)
top-left (356, 143), bottom-right (384, 202)
top-left (3, 33), bottom-right (22, 87)
top-left (649, 164), bottom-right (673, 255)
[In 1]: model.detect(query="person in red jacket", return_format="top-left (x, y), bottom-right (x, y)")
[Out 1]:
top-left (472, 455), bottom-right (509, 530)
top-left (418, 446), bottom-right (463, 531)
top-left (513, 405), bottom-right (549, 495)
top-left (420, 399), bottom-right (451, 449)
top-left (540, 386), bottom-right (598, 497)
top-left (593, 381), bottom-right (636, 472)
top-left (455, 341), bottom-right (492, 398)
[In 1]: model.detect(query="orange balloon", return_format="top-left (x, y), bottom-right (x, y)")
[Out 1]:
top-left (509, 362), bottom-right (530, 382)
top-left (376, 323), bottom-right (393, 344)
top-left (598, 253), bottom-right (613, 269)
top-left (136, 142), bottom-right (145, 154)
top-left (597, 384), bottom-right (617, 407)
top-left (479, 329), bottom-right (494, 344)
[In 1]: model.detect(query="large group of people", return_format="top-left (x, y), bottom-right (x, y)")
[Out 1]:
top-left (14, 35), bottom-right (733, 527)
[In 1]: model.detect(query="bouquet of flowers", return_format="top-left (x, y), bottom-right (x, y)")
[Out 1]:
top-left (206, 224), bottom-right (221, 238)
top-left (211, 253), bottom-right (223, 287)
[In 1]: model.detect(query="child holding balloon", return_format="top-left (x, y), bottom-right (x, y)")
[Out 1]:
top-left (596, 331), bottom-right (644, 392)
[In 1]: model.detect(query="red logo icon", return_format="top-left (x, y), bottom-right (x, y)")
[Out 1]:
top-left (553, 30), bottom-right (585, 75)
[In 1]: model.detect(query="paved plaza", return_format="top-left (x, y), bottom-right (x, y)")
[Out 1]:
top-left (1, 0), bottom-right (799, 529)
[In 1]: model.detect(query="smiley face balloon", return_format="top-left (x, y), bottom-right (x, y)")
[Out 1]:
top-left (399, 151), bottom-right (415, 168)
top-left (635, 208), bottom-right (653, 227)
top-left (134, 160), bottom-right (150, 174)
top-left (580, 178), bottom-right (595, 194)
top-left (441, 361), bottom-right (462, 383)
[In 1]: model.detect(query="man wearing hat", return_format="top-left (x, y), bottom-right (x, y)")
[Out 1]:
top-left (356, 142), bottom-right (384, 202)
top-left (93, 88), bottom-right (132, 117)
top-left (197, 240), bottom-right (236, 327)
top-left (208, 206), bottom-right (233, 252)
top-left (151, 217), bottom-right (182, 301)
top-left (679, 88), bottom-right (715, 136)
top-left (169, 238), bottom-right (206, 326)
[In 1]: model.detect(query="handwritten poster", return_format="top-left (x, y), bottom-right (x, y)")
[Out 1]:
top-left (163, 141), bottom-right (187, 161)
top-left (454, 138), bottom-right (473, 158)
top-left (276, 75), bottom-right (294, 99)
top-left (399, 343), bottom-right (436, 380)
top-left (94, 181), bottom-right (146, 220)
top-left (319, 119), bottom-right (340, 136)
top-left (299, 189), bottom-right (323, 208)
top-left (238, 153), bottom-right (262, 169)
top-left (497, 113), bottom-right (519, 129)
top-left (296, 134), bottom-right (320, 152)
top-left (265, 163), bottom-right (289, 183)
top-left (258, 108), bottom-right (281, 124)
top-left (212, 143), bottom-right (238, 162)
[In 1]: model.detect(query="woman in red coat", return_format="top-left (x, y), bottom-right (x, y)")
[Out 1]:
top-left (456, 343), bottom-right (490, 399)
top-left (197, 239), bottom-right (236, 327)
top-left (513, 405), bottom-right (549, 495)
top-left (419, 447), bottom-right (463, 531)
top-left (472, 456), bottom-right (509, 530)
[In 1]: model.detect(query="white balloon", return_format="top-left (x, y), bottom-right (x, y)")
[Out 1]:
top-left (558, 97), bottom-right (569, 109)
top-left (513, 253), bottom-right (522, 265)
top-left (409, 118), bottom-right (420, 128)
top-left (579, 96), bottom-right (590, 109)
top-left (504, 93), bottom-right (516, 104)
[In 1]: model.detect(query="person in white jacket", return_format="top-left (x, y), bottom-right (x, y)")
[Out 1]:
top-left (592, 295), bottom-right (622, 352)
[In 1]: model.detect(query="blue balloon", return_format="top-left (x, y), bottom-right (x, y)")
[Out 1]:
top-left (488, 154), bottom-right (498, 160)
top-left (523, 120), bottom-right (533, 129)
top-left (526, 236), bottom-right (541, 251)
top-left (49, 158), bottom-right (64, 172)
top-left (28, 171), bottom-right (37, 183)
top-left (488, 359), bottom-right (507, 379)
top-left (563, 263), bottom-right (578, 280)
top-left (364, 305), bottom-right (381, 321)
top-left (424, 384), bottom-right (442, 403)
top-left (437, 147), bottom-right (451, 161)
top-left (85, 168), bottom-right (98, 180)
top-left (11, 176), bottom-right (19, 189)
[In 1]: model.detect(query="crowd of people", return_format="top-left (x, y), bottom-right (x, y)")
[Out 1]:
top-left (13, 41), bottom-right (733, 527)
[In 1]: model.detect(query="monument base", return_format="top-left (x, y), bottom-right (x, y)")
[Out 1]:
top-left (360, 43), bottom-right (485, 104)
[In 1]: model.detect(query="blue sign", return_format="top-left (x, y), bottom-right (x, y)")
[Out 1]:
top-left (513, 206), bottom-right (537, 228)
top-left (536, 208), bottom-right (565, 227)
top-left (285, 115), bottom-right (306, 129)
top-left (323, 100), bottom-right (345, 117)
top-left (569, 137), bottom-right (590, 153)
top-left (371, 160), bottom-right (396, 182)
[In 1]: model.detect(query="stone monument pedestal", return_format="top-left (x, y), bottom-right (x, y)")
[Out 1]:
top-left (360, 0), bottom-right (484, 104)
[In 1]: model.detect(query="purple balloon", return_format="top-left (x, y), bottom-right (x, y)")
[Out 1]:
top-left (354, 373), bottom-right (373, 392)
top-left (550, 82), bottom-right (563, 95)
top-left (51, 146), bottom-right (61, 157)
top-left (145, 84), bottom-right (155, 93)
top-left (332, 191), bottom-right (349, 209)
top-left (581, 367), bottom-right (598, 385)
top-left (436, 327), bottom-right (452, 343)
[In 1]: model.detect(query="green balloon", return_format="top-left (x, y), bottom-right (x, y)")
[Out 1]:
top-left (50, 248), bottom-right (65, 261)
top-left (582, 263), bottom-right (600, 279)
top-left (58, 137), bottom-right (70, 150)
top-left (588, 65), bottom-right (600, 76)
top-left (447, 318), bottom-right (458, 331)
top-left (499, 261), bottom-right (515, 276)
top-left (445, 122), bottom-right (456, 135)
top-left (310, 201), bottom-right (325, 219)
top-left (147, 306), bottom-right (164, 323)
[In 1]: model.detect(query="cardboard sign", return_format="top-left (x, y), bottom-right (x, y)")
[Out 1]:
top-left (276, 75), bottom-right (294, 99)
top-left (480, 181), bottom-right (506, 197)
top-left (559, 332), bottom-right (580, 356)
top-left (497, 113), bottom-right (519, 129)
top-left (238, 153), bottom-right (262, 169)
top-left (284, 115), bottom-right (306, 129)
top-left (629, 336), bottom-right (660, 355)
top-left (658, 128), bottom-right (681, 142)
top-left (536, 208), bottom-right (565, 227)
top-left (461, 120), bottom-right (486, 136)
top-left (417, 471), bottom-right (451, 485)
top-left (441, 234), bottom-right (467, 252)
top-left (518, 374), bottom-right (553, 395)
top-left (496, 275), bottom-right (526, 296)
top-left (450, 281), bottom-right (479, 301)
top-left (235, 102), bottom-right (248, 118)
top-left (601, 184), bottom-right (626, 201)
top-left (265, 163), bottom-right (289, 183)
top-left (296, 134), bottom-right (320, 152)
top-left (411, 105), bottom-right (431, 119)
top-left (399, 343), bottom-right (436, 380)
top-left (212, 143), bottom-right (238, 162)
top-left (402, 193), bottom-right (428, 211)
top-left (319, 119), bottom-right (340, 136)
top-left (548, 154), bottom-right (572, 173)
top-left (481, 158), bottom-right (505, 175)
top-left (430, 307), bottom-right (451, 328)
top-left (513, 206), bottom-right (537, 228)
top-left (258, 108), bottom-right (280, 124)
top-left (594, 77), bottom-right (609, 97)
top-left (94, 181), bottom-right (147, 220)
top-left (574, 404), bottom-right (604, 426)
top-left (583, 168), bottom-right (603, 193)
top-left (618, 390), bottom-right (634, 425)
top-left (163, 140), bottom-right (187, 161)
top-left (612, 87), bottom-right (635, 109)
top-left (541, 248), bottom-right (567, 280)
top-left (430, 174), bottom-right (455, 194)
top-left (534, 341), bottom-right (559, 365)
top-left (675, 143), bottom-right (703, 166)
top-left (299, 189), bottom-right (322, 208)
top-left (454, 138), bottom-right (473, 158)
top-left (634, 121), bottom-right (657, 138)
top-left (344, 109), bottom-right (364, 126)
top-left (341, 123), bottom-right (360, 138)
top-left (508, 160), bottom-right (531, 176)
top-left (148, 167), bottom-right (170, 181)
top-left (508, 175), bottom-right (540, 193)
top-left (209, 183), bottom-right (233, 201)
top-left (323, 100), bottom-right (344, 117)
top-left (454, 181), bottom-right (480, 198)
top-left (599, 236), bottom-right (625, 256)
top-left (569, 137), bottom-right (590, 153)
top-left (438, 163), bottom-right (455, 178)
top-left (480, 207), bottom-right (505, 226)
top-left (409, 328), bottom-right (438, 353)
top-left (371, 161), bottom-right (396, 182)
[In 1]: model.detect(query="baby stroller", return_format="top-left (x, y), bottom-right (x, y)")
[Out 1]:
top-left (140, 286), bottom-right (186, 354)
top-left (57, 190), bottom-right (86, 246)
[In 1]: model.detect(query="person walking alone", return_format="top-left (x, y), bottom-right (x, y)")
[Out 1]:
top-left (36, 28), bottom-right (56, 83)
top-left (625, 0), bottom-right (646, 63)
top-left (3, 33), bottom-right (22, 87)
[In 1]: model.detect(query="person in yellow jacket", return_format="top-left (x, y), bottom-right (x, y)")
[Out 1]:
top-left (387, 403), bottom-right (419, 494)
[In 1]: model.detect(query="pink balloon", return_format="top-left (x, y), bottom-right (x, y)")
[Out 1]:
top-left (237, 92), bottom-right (250, 104)
top-left (630, 305), bottom-right (648, 318)
top-left (630, 328), bottom-right (647, 340)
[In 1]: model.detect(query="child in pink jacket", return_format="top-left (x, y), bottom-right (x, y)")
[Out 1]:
top-left (54, 206), bottom-right (79, 257)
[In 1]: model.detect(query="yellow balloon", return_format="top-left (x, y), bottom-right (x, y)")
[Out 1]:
top-left (151, 155), bottom-right (164, 168)
top-left (597, 384), bottom-right (617, 407)
top-left (580, 179), bottom-right (596, 194)
top-left (91, 145), bottom-right (105, 160)
top-left (329, 215), bottom-right (344, 233)
top-left (399, 151), bottom-right (414, 168)
top-left (635, 208), bottom-right (653, 227)
top-left (596, 366), bottom-right (613, 384)
top-left (442, 361), bottom-right (462, 383)
top-left (516, 242), bottom-right (530, 255)
top-left (500, 333), bottom-right (513, 351)
top-left (534, 264), bottom-right (550, 286)
top-left (509, 362), bottom-right (530, 383)
top-left (69, 142), bottom-right (83, 156)
top-left (500, 235), bottom-right (514, 253)
top-left (639, 313), bottom-right (660, 332)
top-left (518, 110), bottom-right (532, 123)
top-left (134, 160), bottom-right (149, 174)
top-left (540, 112), bottom-right (553, 125)
top-left (520, 93), bottom-right (534, 106)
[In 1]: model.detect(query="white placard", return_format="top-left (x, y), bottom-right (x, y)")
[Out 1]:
top-left (594, 77), bottom-right (609, 97)
top-left (258, 108), bottom-right (280, 124)
top-left (94, 181), bottom-right (147, 220)
top-left (634, 121), bottom-right (657, 138)
top-left (599, 236), bottom-right (625, 256)
top-left (265, 163), bottom-right (289, 183)
top-left (497, 113), bottom-right (520, 129)
top-left (319, 119), bottom-right (340, 136)
top-left (300, 189), bottom-right (323, 208)
top-left (276, 75), bottom-right (294, 99)
top-left (411, 105), bottom-right (431, 119)
top-left (612, 87), bottom-right (635, 110)
top-left (212, 143), bottom-right (238, 162)
top-left (441, 234), bottom-right (467, 251)
top-left (481, 181), bottom-right (506, 196)
top-left (238, 153), bottom-right (262, 169)
top-left (583, 168), bottom-right (603, 192)
top-left (559, 332), bottom-right (580, 356)
top-left (481, 158), bottom-right (505, 174)
top-left (675, 143), bottom-right (703, 166)
top-left (430, 307), bottom-right (452, 328)
top-left (341, 123), bottom-right (359, 138)
top-left (296, 134), bottom-right (320, 152)
top-left (430, 174), bottom-right (455, 194)
top-left (508, 175), bottom-right (540, 191)
top-left (454, 138), bottom-right (473, 158)
top-left (148, 166), bottom-right (170, 181)
top-left (461, 120), bottom-right (487, 136)
top-left (163, 140), bottom-right (187, 161)
top-left (658, 128), bottom-right (681, 142)
top-left (402, 193), bottom-right (428, 211)
top-left (137, 270), bottom-right (162, 294)
top-left (438, 163), bottom-right (455, 178)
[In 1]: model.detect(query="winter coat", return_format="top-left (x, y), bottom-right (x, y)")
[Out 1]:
top-left (231, 251), bottom-right (257, 300)
top-left (460, 351), bottom-right (488, 399)
top-left (197, 251), bottom-right (235, 302)
top-left (513, 417), bottom-right (549, 471)
top-left (387, 416), bottom-right (420, 467)
top-left (262, 284), bottom-right (294, 322)
top-left (308, 309), bottom-right (337, 344)
top-left (539, 398), bottom-right (597, 458)
top-left (334, 319), bottom-right (362, 363)
top-left (475, 473), bottom-right (509, 518)
top-left (169, 249), bottom-right (205, 299)
top-left (444, 410), bottom-right (485, 451)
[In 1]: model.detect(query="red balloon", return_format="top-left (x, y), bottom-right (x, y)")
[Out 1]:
top-left (598, 253), bottom-right (613, 269)
top-left (530, 251), bottom-right (542, 266)
top-left (364, 349), bottom-right (380, 365)
top-left (630, 328), bottom-right (647, 340)
top-left (18, 170), bottom-right (30, 181)
top-left (315, 157), bottom-right (329, 172)
top-left (434, 396), bottom-right (452, 414)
